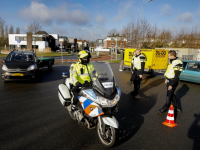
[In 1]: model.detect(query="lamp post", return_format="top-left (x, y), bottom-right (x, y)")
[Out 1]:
top-left (139, 0), bottom-right (153, 48)
top-left (111, 36), bottom-right (118, 60)
top-left (82, 28), bottom-right (93, 49)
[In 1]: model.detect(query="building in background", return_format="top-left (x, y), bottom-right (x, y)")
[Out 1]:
top-left (104, 35), bottom-right (127, 49)
top-left (59, 36), bottom-right (69, 50)
top-left (77, 40), bottom-right (89, 50)
top-left (9, 31), bottom-right (59, 51)
top-left (95, 39), bottom-right (104, 48)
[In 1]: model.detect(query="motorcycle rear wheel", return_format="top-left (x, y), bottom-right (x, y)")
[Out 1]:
top-left (97, 122), bottom-right (116, 147)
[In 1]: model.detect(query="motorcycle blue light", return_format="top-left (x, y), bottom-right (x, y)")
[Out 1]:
top-left (62, 72), bottom-right (68, 75)
top-left (116, 87), bottom-right (121, 96)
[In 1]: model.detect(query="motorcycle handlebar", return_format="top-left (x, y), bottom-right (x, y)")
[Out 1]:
top-left (74, 82), bottom-right (92, 89)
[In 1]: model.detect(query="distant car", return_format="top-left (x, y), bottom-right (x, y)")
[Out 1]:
top-left (179, 60), bottom-right (200, 84)
top-left (1, 50), bottom-right (39, 82)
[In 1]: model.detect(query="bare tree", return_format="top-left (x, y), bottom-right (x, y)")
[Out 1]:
top-left (16, 27), bottom-right (20, 34)
top-left (26, 21), bottom-right (42, 51)
top-left (0, 16), bottom-right (5, 29)
top-left (121, 18), bottom-right (141, 48)
top-left (140, 18), bottom-right (151, 48)
top-left (5, 25), bottom-right (8, 48)
top-left (107, 28), bottom-right (120, 36)
top-left (9, 25), bottom-right (14, 34)
top-left (0, 25), bottom-right (4, 48)
top-left (26, 21), bottom-right (42, 34)
top-left (0, 16), bottom-right (5, 48)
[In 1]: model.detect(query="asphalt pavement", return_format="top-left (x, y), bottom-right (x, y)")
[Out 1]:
top-left (0, 63), bottom-right (200, 150)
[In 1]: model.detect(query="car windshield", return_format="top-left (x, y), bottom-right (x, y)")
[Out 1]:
top-left (6, 52), bottom-right (34, 62)
top-left (90, 62), bottom-right (116, 96)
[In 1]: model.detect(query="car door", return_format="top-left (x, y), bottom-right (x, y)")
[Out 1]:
top-left (181, 62), bottom-right (200, 83)
top-left (179, 61), bottom-right (188, 81)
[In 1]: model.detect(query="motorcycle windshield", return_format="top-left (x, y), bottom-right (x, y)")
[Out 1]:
top-left (90, 62), bottom-right (116, 96)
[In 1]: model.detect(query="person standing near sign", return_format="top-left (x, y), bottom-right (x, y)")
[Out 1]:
top-left (119, 49), bottom-right (125, 71)
top-left (130, 49), bottom-right (146, 96)
top-left (158, 50), bottom-right (183, 113)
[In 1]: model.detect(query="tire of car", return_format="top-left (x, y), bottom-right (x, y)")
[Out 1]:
top-left (48, 61), bottom-right (53, 71)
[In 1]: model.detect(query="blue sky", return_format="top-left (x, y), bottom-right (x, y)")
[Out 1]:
top-left (0, 0), bottom-right (200, 41)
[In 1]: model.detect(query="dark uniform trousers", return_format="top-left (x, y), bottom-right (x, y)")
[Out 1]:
top-left (131, 69), bottom-right (142, 92)
top-left (165, 79), bottom-right (179, 109)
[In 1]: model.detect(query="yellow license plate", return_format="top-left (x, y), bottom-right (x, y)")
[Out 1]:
top-left (12, 73), bottom-right (24, 76)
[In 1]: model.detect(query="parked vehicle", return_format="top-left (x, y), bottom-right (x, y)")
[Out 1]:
top-left (1, 50), bottom-right (54, 82)
top-left (58, 62), bottom-right (121, 147)
top-left (179, 60), bottom-right (200, 84)
top-left (37, 57), bottom-right (54, 70)
top-left (123, 48), bottom-right (169, 72)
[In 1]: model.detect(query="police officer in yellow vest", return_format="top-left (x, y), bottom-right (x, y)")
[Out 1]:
top-left (130, 49), bottom-right (146, 96)
top-left (70, 50), bottom-right (94, 110)
top-left (158, 50), bottom-right (183, 113)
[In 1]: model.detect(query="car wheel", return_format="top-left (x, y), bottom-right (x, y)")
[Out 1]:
top-left (48, 62), bottom-right (53, 71)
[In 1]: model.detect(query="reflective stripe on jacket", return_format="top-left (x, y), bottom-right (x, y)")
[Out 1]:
top-left (131, 53), bottom-right (146, 70)
top-left (70, 62), bottom-right (94, 85)
top-left (164, 58), bottom-right (183, 79)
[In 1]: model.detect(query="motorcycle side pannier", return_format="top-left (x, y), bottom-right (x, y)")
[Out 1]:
top-left (58, 84), bottom-right (71, 107)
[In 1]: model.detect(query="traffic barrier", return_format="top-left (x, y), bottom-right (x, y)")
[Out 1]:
top-left (162, 104), bottom-right (177, 128)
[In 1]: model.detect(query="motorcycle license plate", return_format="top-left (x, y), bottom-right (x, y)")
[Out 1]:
top-left (12, 73), bottom-right (24, 76)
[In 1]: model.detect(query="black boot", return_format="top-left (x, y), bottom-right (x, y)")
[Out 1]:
top-left (157, 106), bottom-right (168, 113)
top-left (158, 96), bottom-right (171, 113)
top-left (127, 81), bottom-right (132, 84)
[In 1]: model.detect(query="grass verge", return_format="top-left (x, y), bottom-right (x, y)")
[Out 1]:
top-left (108, 59), bottom-right (121, 63)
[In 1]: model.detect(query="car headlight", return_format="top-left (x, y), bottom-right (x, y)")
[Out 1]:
top-left (97, 94), bottom-right (120, 107)
top-left (27, 65), bottom-right (36, 71)
top-left (2, 64), bottom-right (8, 71)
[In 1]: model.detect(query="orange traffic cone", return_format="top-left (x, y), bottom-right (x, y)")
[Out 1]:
top-left (162, 104), bottom-right (177, 128)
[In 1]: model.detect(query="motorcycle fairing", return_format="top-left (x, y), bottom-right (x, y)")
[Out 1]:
top-left (78, 96), bottom-right (104, 117)
top-left (82, 89), bottom-right (97, 100)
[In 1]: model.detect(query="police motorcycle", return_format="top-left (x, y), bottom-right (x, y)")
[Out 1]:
top-left (58, 62), bottom-right (121, 147)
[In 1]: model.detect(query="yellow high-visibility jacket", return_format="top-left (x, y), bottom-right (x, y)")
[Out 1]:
top-left (70, 62), bottom-right (94, 85)
top-left (131, 54), bottom-right (146, 70)
top-left (164, 58), bottom-right (183, 79)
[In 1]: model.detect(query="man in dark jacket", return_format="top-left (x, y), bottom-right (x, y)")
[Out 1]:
top-left (130, 49), bottom-right (146, 96)
top-left (158, 50), bottom-right (183, 113)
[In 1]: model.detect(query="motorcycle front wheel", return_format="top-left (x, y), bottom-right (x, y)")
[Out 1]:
top-left (67, 105), bottom-right (76, 121)
top-left (97, 122), bottom-right (116, 147)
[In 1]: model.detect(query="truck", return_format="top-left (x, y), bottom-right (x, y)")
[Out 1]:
top-left (123, 48), bottom-right (169, 72)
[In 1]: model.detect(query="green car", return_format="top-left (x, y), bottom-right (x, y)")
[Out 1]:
top-left (37, 57), bottom-right (55, 70)
top-left (180, 61), bottom-right (200, 84)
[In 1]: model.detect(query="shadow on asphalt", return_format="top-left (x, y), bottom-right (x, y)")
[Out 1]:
top-left (115, 93), bottom-right (158, 147)
top-left (114, 78), bottom-right (159, 146)
top-left (175, 84), bottom-right (189, 113)
top-left (188, 113), bottom-right (200, 150)
top-left (37, 66), bottom-right (70, 83)
top-left (139, 78), bottom-right (164, 97)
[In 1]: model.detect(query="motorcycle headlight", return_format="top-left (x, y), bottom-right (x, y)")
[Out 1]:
top-left (97, 94), bottom-right (120, 107)
top-left (2, 64), bottom-right (8, 71)
top-left (27, 65), bottom-right (36, 71)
